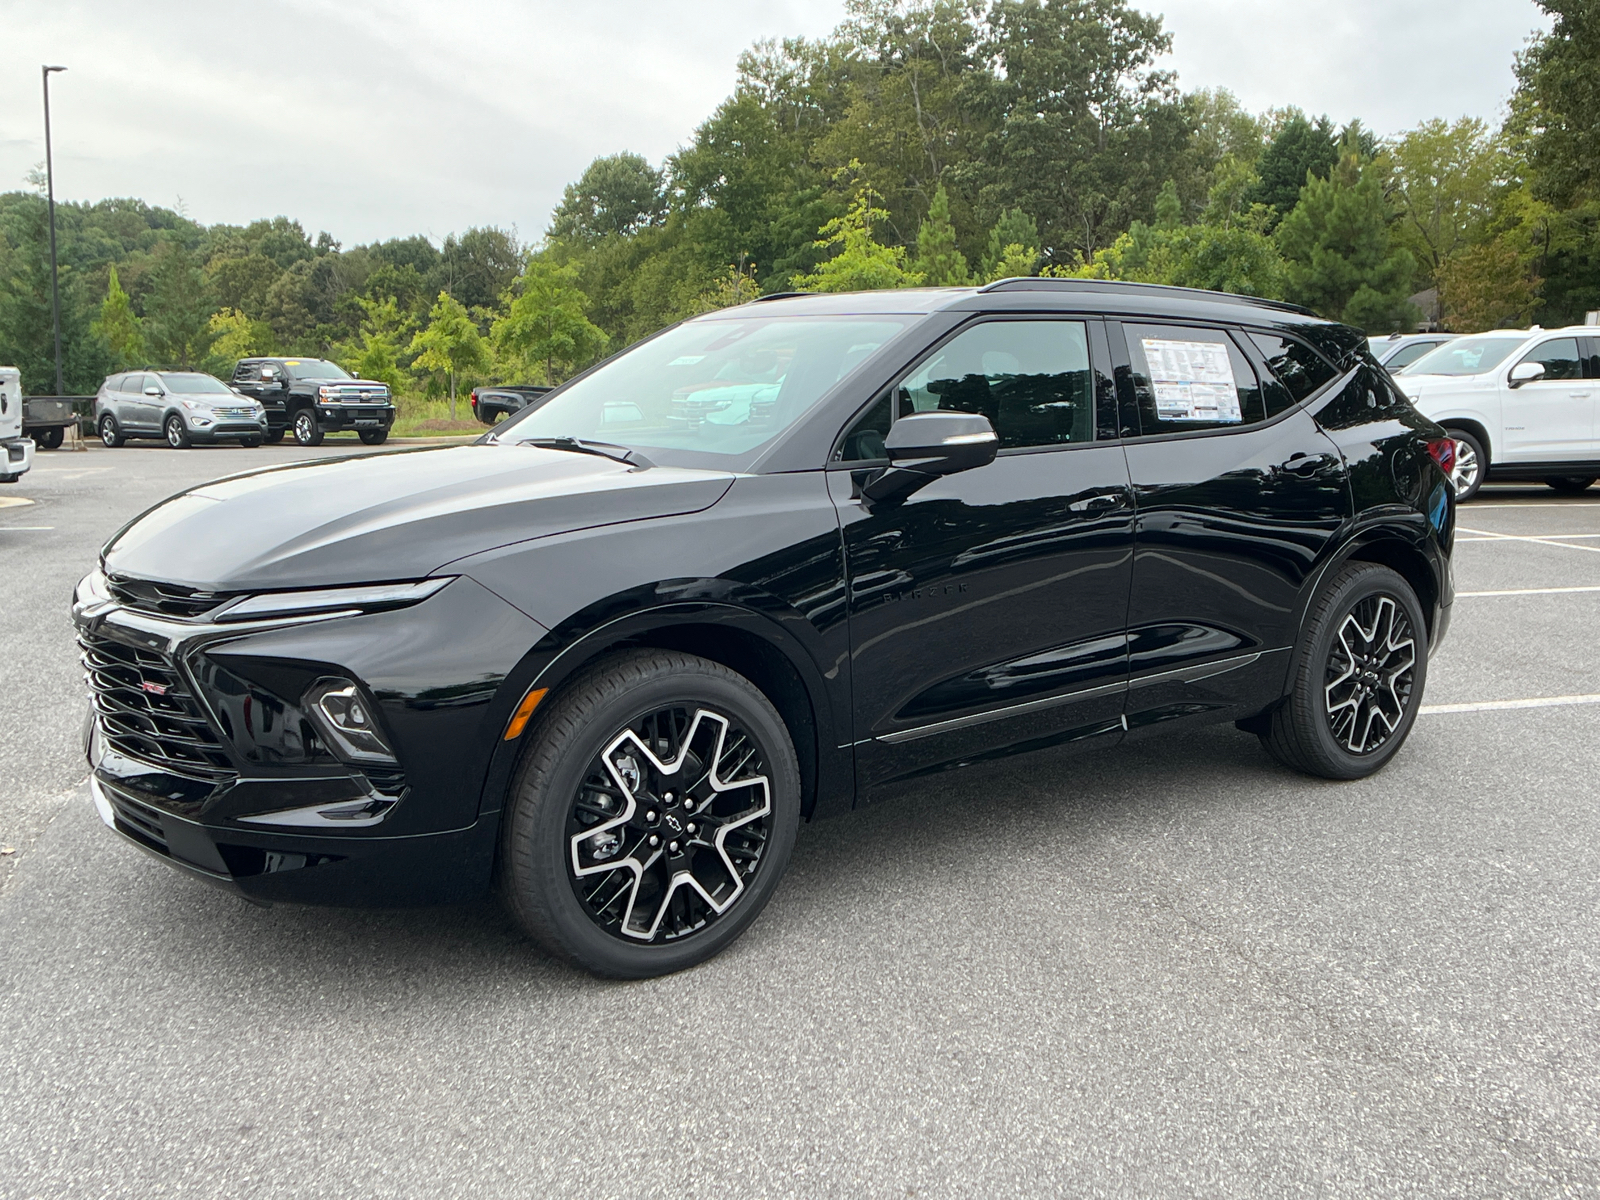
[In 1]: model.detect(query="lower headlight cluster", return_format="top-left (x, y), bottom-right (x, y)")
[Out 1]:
top-left (303, 678), bottom-right (396, 765)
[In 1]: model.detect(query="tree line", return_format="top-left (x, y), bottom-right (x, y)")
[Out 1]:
top-left (1, 0), bottom-right (1594, 400)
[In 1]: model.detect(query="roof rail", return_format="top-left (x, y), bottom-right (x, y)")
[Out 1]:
top-left (978, 276), bottom-right (1317, 317)
top-left (750, 291), bottom-right (815, 303)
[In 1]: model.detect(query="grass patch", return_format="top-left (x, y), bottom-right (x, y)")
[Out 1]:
top-left (390, 394), bottom-right (488, 439)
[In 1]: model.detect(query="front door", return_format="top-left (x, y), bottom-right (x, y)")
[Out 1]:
top-left (1500, 337), bottom-right (1595, 462)
top-left (1113, 321), bottom-right (1352, 732)
top-left (831, 316), bottom-right (1135, 792)
top-left (124, 373), bottom-right (157, 431)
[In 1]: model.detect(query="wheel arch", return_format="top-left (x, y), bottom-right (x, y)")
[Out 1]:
top-left (1437, 418), bottom-right (1491, 463)
top-left (478, 601), bottom-right (842, 826)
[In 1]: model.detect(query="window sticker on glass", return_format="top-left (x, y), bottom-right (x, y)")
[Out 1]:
top-left (1141, 338), bottom-right (1242, 423)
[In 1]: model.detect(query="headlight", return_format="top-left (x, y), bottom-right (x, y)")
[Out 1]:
top-left (76, 566), bottom-right (112, 607)
top-left (303, 677), bottom-right (396, 764)
top-left (180, 399), bottom-right (214, 415)
top-left (318, 386), bottom-right (332, 400)
top-left (210, 577), bottom-right (453, 623)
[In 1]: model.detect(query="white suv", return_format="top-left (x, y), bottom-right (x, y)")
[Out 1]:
top-left (1393, 327), bottom-right (1600, 500)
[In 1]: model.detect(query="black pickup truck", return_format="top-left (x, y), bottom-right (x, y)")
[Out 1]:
top-left (470, 384), bottom-right (553, 425)
top-left (231, 358), bottom-right (396, 446)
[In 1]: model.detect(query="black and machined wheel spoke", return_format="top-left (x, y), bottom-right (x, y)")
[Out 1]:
top-left (1324, 593), bottom-right (1416, 756)
top-left (566, 703), bottom-right (774, 944)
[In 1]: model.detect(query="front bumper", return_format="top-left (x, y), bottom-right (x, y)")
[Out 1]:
top-left (1, 436), bottom-right (33, 482)
top-left (314, 404), bottom-right (396, 433)
top-left (183, 419), bottom-right (268, 442)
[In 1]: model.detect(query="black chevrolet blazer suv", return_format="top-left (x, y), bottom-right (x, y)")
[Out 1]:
top-left (74, 280), bottom-right (1456, 977)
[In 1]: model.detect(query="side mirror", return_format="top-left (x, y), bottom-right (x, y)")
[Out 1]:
top-left (861, 410), bottom-right (998, 503)
top-left (143, 385), bottom-right (162, 396)
top-left (1509, 361), bottom-right (1546, 388)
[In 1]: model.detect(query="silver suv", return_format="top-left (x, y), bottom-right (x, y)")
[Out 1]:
top-left (95, 371), bottom-right (267, 449)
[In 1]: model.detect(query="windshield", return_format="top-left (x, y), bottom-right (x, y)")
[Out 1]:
top-left (157, 373), bottom-right (232, 395)
top-left (1405, 336), bottom-right (1526, 377)
top-left (494, 315), bottom-right (915, 462)
top-left (284, 360), bottom-right (351, 381)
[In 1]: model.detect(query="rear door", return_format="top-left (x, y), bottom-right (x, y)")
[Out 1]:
top-left (1113, 321), bottom-right (1352, 733)
top-left (123, 374), bottom-right (156, 431)
top-left (832, 316), bottom-right (1135, 791)
top-left (1500, 337), bottom-right (1594, 462)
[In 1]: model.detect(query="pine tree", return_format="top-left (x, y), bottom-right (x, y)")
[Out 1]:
top-left (981, 209), bottom-right (1041, 281)
top-left (795, 177), bottom-right (924, 293)
top-left (913, 185), bottom-right (972, 286)
top-left (93, 266), bottom-right (146, 367)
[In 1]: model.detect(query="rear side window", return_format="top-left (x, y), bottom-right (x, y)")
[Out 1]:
top-left (1123, 324), bottom-right (1264, 434)
top-left (1247, 331), bottom-right (1339, 406)
top-left (103, 374), bottom-right (125, 392)
top-left (1518, 338), bottom-right (1584, 382)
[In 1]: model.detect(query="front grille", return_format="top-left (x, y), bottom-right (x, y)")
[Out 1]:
top-left (213, 406), bottom-right (255, 418)
top-left (81, 631), bottom-right (234, 778)
top-left (106, 576), bottom-right (225, 619)
top-left (104, 786), bottom-right (171, 854)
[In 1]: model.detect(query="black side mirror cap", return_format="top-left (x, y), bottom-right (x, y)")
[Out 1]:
top-left (861, 410), bottom-right (998, 503)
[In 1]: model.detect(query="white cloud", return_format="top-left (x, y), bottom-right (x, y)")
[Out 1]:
top-left (0, 0), bottom-right (1551, 247)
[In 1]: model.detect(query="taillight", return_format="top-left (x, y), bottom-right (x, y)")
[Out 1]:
top-left (1426, 438), bottom-right (1455, 476)
top-left (470, 389), bottom-right (478, 408)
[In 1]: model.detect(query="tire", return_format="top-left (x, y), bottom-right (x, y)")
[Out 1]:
top-left (239, 435), bottom-right (263, 448)
top-left (1544, 476), bottom-right (1596, 494)
top-left (1445, 430), bottom-right (1486, 501)
top-left (1259, 563), bottom-right (1428, 780)
top-left (263, 428), bottom-right (286, 444)
top-left (164, 414), bottom-right (192, 449)
top-left (99, 414), bottom-right (126, 448)
top-left (33, 426), bottom-right (64, 450)
top-left (358, 429), bottom-right (389, 446)
top-left (498, 649), bottom-right (801, 978)
top-left (292, 409), bottom-right (323, 447)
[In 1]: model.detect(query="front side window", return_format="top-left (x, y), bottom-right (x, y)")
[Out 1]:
top-left (1126, 324), bottom-right (1264, 434)
top-left (1517, 338), bottom-right (1584, 382)
top-left (1384, 340), bottom-right (1440, 371)
top-left (498, 314), bottom-right (914, 464)
top-left (233, 362), bottom-right (258, 383)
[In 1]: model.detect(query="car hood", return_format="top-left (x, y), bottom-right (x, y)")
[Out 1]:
top-left (102, 444), bottom-right (737, 592)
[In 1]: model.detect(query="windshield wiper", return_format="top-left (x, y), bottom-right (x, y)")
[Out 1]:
top-left (517, 437), bottom-right (654, 469)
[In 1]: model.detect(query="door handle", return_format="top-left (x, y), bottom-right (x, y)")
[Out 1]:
top-left (1069, 491), bottom-right (1123, 513)
top-left (1283, 452), bottom-right (1331, 476)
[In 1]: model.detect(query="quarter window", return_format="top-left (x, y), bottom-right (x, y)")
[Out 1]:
top-left (1124, 324), bottom-right (1264, 433)
top-left (1518, 339), bottom-right (1583, 382)
top-left (1247, 331), bottom-right (1338, 407)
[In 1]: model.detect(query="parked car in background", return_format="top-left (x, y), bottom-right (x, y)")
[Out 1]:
top-left (75, 279), bottom-right (1456, 978)
top-left (95, 371), bottom-right (267, 449)
top-left (471, 384), bottom-right (553, 425)
top-left (1393, 327), bottom-right (1600, 500)
top-left (1368, 332), bottom-right (1458, 373)
top-left (0, 366), bottom-right (34, 483)
top-left (230, 358), bottom-right (395, 446)
top-left (22, 396), bottom-right (80, 449)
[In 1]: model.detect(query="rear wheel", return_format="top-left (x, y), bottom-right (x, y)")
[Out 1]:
top-left (498, 650), bottom-right (800, 978)
top-left (33, 426), bottom-right (64, 450)
top-left (1445, 430), bottom-right (1486, 501)
top-left (1544, 476), bottom-right (1596, 494)
top-left (358, 429), bottom-right (389, 446)
top-left (1259, 563), bottom-right (1428, 780)
top-left (164, 414), bottom-right (191, 449)
top-left (98, 414), bottom-right (125, 448)
top-left (292, 409), bottom-right (323, 447)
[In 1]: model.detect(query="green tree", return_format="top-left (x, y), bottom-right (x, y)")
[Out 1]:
top-left (1385, 118), bottom-right (1501, 287)
top-left (1250, 110), bottom-right (1338, 221)
top-left (409, 291), bottom-right (490, 417)
top-left (490, 261), bottom-right (608, 384)
top-left (204, 308), bottom-right (273, 373)
top-left (339, 297), bottom-right (412, 393)
top-left (142, 240), bottom-right (218, 368)
top-left (795, 176), bottom-right (924, 292)
top-left (93, 265), bottom-right (146, 367)
top-left (912, 184), bottom-right (972, 285)
top-left (550, 153), bottom-right (667, 241)
top-left (1513, 0), bottom-right (1600, 207)
top-left (1438, 238), bottom-right (1540, 332)
top-left (981, 207), bottom-right (1041, 280)
top-left (1276, 140), bottom-right (1417, 331)
top-left (432, 226), bottom-right (523, 310)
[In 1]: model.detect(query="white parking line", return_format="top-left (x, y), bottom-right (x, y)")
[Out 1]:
top-left (1422, 694), bottom-right (1600, 715)
top-left (1456, 528), bottom-right (1600, 555)
top-left (1458, 585), bottom-right (1600, 597)
top-left (1457, 532), bottom-right (1600, 541)
top-left (1466, 501), bottom-right (1600, 509)
top-left (0, 526), bottom-right (54, 531)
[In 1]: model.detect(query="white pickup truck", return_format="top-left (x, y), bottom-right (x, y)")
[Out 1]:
top-left (1393, 326), bottom-right (1600, 501)
top-left (0, 367), bottom-right (35, 484)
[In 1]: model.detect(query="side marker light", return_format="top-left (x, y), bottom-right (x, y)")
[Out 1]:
top-left (503, 687), bottom-right (549, 741)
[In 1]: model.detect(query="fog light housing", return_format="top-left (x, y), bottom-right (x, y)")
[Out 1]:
top-left (303, 677), bottom-right (397, 765)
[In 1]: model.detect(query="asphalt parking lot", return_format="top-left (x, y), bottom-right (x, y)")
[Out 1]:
top-left (2, 442), bottom-right (1599, 1198)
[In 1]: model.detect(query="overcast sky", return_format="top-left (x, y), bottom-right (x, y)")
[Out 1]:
top-left (0, 0), bottom-right (1551, 249)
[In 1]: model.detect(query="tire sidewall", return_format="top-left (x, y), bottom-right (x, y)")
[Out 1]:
top-left (1301, 566), bottom-right (1428, 778)
top-left (503, 655), bottom-right (800, 978)
top-left (294, 411), bottom-right (319, 446)
top-left (1450, 431), bottom-right (1485, 501)
top-left (165, 416), bottom-right (188, 448)
top-left (99, 415), bottom-right (120, 447)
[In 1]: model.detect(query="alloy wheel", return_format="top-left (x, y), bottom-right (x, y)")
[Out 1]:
top-left (1448, 437), bottom-right (1479, 499)
top-left (566, 704), bottom-right (773, 943)
top-left (1324, 594), bottom-right (1417, 755)
top-left (99, 416), bottom-right (118, 447)
top-left (165, 416), bottom-right (188, 448)
top-left (294, 412), bottom-right (318, 445)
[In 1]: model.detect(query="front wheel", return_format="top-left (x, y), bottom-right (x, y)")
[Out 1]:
top-left (292, 410), bottom-right (323, 447)
top-left (1446, 430), bottom-right (1486, 501)
top-left (1259, 563), bottom-right (1428, 780)
top-left (239, 435), bottom-right (263, 448)
top-left (164, 415), bottom-right (191, 449)
top-left (263, 427), bottom-right (286, 444)
top-left (358, 429), bottom-right (389, 445)
top-left (1544, 476), bottom-right (1596, 494)
top-left (99, 414), bottom-right (125, 448)
top-left (498, 650), bottom-right (801, 978)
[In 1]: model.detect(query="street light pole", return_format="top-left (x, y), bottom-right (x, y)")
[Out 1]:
top-left (42, 65), bottom-right (68, 397)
